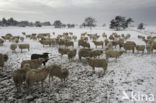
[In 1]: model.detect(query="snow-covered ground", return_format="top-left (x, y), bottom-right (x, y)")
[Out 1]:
top-left (0, 26), bottom-right (156, 103)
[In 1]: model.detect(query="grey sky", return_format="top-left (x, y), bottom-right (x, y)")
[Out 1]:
top-left (0, 0), bottom-right (156, 26)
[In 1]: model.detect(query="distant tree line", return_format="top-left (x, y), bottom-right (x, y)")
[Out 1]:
top-left (0, 17), bottom-right (145, 30)
top-left (0, 17), bottom-right (76, 28)
top-left (0, 17), bottom-right (51, 27)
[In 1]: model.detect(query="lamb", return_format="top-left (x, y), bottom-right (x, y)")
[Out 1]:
top-left (93, 41), bottom-right (104, 48)
top-left (21, 58), bottom-right (44, 69)
top-left (18, 44), bottom-right (30, 53)
top-left (123, 41), bottom-right (136, 53)
top-left (10, 44), bottom-right (17, 52)
top-left (136, 45), bottom-right (145, 53)
top-left (48, 64), bottom-right (69, 85)
top-left (26, 66), bottom-right (50, 90)
top-left (78, 48), bottom-right (92, 61)
top-left (12, 64), bottom-right (31, 92)
top-left (31, 53), bottom-right (49, 66)
top-left (67, 49), bottom-right (77, 61)
top-left (87, 58), bottom-right (108, 75)
top-left (105, 50), bottom-right (124, 61)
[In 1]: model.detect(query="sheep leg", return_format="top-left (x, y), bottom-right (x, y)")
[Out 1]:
top-left (92, 67), bottom-right (95, 73)
top-left (21, 49), bottom-right (22, 53)
top-left (41, 81), bottom-right (44, 91)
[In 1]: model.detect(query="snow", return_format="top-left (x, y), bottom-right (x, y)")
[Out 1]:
top-left (0, 26), bottom-right (156, 103)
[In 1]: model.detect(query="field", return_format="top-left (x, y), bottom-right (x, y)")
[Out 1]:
top-left (0, 26), bottom-right (156, 103)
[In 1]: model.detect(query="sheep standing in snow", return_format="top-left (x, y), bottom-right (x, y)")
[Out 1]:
top-left (87, 58), bottom-right (108, 75)
top-left (90, 50), bottom-right (103, 58)
top-left (146, 45), bottom-right (152, 53)
top-left (151, 42), bottom-right (156, 52)
top-left (18, 44), bottom-right (30, 53)
top-left (136, 45), bottom-right (145, 53)
top-left (13, 64), bottom-right (31, 92)
top-left (65, 41), bottom-right (74, 48)
top-left (78, 40), bottom-right (90, 48)
top-left (105, 50), bottom-right (124, 61)
top-left (58, 48), bottom-right (70, 57)
top-left (105, 42), bottom-right (113, 51)
top-left (31, 53), bottom-right (49, 66)
top-left (93, 41), bottom-right (104, 48)
top-left (123, 41), bottom-right (136, 53)
top-left (19, 37), bottom-right (24, 42)
top-left (104, 39), bottom-right (109, 46)
top-left (48, 64), bottom-right (69, 85)
top-left (78, 48), bottom-right (92, 61)
top-left (0, 39), bottom-right (4, 46)
top-left (10, 44), bottom-right (17, 52)
top-left (67, 49), bottom-right (77, 61)
top-left (0, 53), bottom-right (8, 70)
top-left (21, 58), bottom-right (44, 69)
top-left (26, 66), bottom-right (50, 90)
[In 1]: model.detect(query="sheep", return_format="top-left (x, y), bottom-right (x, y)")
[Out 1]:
top-left (12, 64), bottom-right (31, 92)
top-left (146, 45), bottom-right (152, 53)
top-left (39, 39), bottom-right (52, 47)
top-left (136, 45), bottom-right (145, 53)
top-left (78, 48), bottom-right (92, 61)
top-left (67, 49), bottom-right (77, 61)
top-left (105, 41), bottom-right (113, 51)
top-left (18, 44), bottom-right (30, 53)
top-left (93, 41), bottom-right (104, 48)
top-left (0, 39), bottom-right (4, 46)
top-left (102, 33), bottom-right (107, 38)
top-left (151, 42), bottom-right (156, 52)
top-left (21, 58), bottom-right (44, 69)
top-left (118, 39), bottom-right (124, 49)
top-left (78, 40), bottom-right (90, 48)
top-left (58, 48), bottom-right (70, 56)
top-left (123, 41), bottom-right (136, 53)
top-left (72, 36), bottom-right (77, 41)
top-left (31, 53), bottom-right (49, 66)
top-left (10, 44), bottom-right (17, 52)
top-left (0, 54), bottom-right (4, 69)
top-left (104, 39), bottom-right (109, 46)
top-left (109, 35), bottom-right (114, 40)
top-left (65, 41), bottom-right (74, 48)
top-left (112, 40), bottom-right (119, 48)
top-left (0, 53), bottom-right (8, 70)
top-left (48, 64), bottom-right (69, 85)
top-left (26, 66), bottom-right (50, 90)
top-left (89, 50), bottom-right (103, 58)
top-left (105, 50), bottom-right (124, 61)
top-left (87, 58), bottom-right (108, 75)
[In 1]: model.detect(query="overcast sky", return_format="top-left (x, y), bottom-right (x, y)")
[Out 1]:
top-left (0, 0), bottom-right (156, 26)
